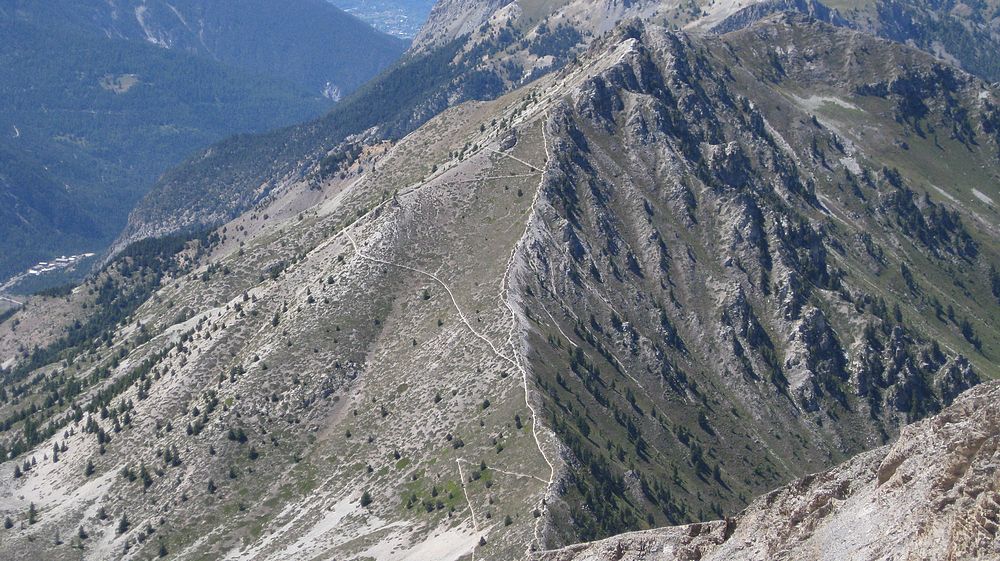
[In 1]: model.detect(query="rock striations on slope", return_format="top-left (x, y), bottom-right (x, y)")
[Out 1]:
top-left (0, 10), bottom-right (999, 561)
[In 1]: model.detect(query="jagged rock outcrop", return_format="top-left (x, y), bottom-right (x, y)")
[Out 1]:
top-left (411, 0), bottom-right (515, 50)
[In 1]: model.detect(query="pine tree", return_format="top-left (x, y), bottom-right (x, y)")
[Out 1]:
top-left (28, 503), bottom-right (37, 525)
top-left (117, 513), bottom-right (129, 535)
top-left (139, 463), bottom-right (152, 489)
top-left (360, 490), bottom-right (372, 507)
top-left (84, 459), bottom-right (95, 477)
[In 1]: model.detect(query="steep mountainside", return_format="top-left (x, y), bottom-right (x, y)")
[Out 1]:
top-left (0, 1), bottom-right (405, 282)
top-left (706, 0), bottom-right (1000, 82)
top-left (117, 0), bottom-right (1000, 258)
top-left (536, 379), bottom-right (1000, 560)
top-left (507, 14), bottom-right (999, 540)
top-left (0, 14), bottom-right (997, 561)
top-left (113, 0), bottom-right (668, 249)
top-left (411, 0), bottom-right (515, 49)
top-left (7, 0), bottom-right (408, 97)
top-left (832, 0), bottom-right (1000, 82)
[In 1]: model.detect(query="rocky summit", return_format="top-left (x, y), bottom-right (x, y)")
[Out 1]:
top-left (0, 2), bottom-right (998, 561)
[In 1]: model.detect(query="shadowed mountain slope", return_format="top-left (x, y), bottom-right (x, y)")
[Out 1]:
top-left (536, 378), bottom-right (1000, 560)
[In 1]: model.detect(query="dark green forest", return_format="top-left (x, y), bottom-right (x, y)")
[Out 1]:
top-left (0, 18), bottom-right (332, 279)
top-left (0, 0), bottom-right (408, 281)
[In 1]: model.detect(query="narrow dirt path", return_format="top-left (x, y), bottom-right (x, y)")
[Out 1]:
top-left (495, 117), bottom-right (560, 555)
top-left (456, 458), bottom-right (480, 531)
top-left (344, 117), bottom-right (556, 557)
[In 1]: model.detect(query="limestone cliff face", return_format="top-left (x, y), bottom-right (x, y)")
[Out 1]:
top-left (411, 0), bottom-right (515, 50)
top-left (511, 15), bottom-right (995, 541)
top-left (535, 380), bottom-right (1000, 561)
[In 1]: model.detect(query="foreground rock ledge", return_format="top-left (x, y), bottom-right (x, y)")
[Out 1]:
top-left (535, 380), bottom-right (1000, 561)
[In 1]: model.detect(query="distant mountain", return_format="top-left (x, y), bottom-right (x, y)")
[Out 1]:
top-left (704, 0), bottom-right (1000, 82)
top-left (0, 1), bottom-right (406, 282)
top-left (410, 0), bottom-right (514, 50)
top-left (9, 0), bottom-right (409, 97)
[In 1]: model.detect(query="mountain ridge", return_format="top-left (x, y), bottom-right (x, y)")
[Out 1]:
top-left (0, 7), bottom-right (997, 561)
top-left (114, 0), bottom-right (1000, 262)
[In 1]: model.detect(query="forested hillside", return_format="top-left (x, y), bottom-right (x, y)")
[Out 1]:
top-left (0, 1), bottom-right (405, 281)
